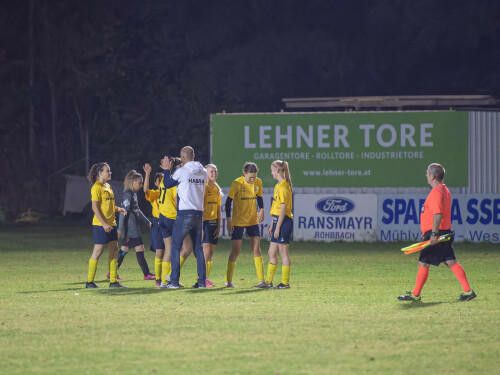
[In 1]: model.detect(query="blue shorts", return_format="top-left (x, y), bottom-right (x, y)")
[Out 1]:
top-left (93, 225), bottom-right (118, 244)
top-left (203, 220), bottom-right (219, 245)
top-left (150, 217), bottom-right (164, 251)
top-left (419, 229), bottom-right (456, 266)
top-left (122, 236), bottom-right (143, 248)
top-left (159, 214), bottom-right (176, 239)
top-left (231, 224), bottom-right (260, 240)
top-left (270, 215), bottom-right (293, 244)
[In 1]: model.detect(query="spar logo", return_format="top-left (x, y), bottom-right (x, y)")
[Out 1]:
top-left (315, 197), bottom-right (355, 215)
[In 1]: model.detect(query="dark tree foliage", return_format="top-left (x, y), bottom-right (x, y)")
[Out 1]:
top-left (1, 0), bottom-right (499, 216)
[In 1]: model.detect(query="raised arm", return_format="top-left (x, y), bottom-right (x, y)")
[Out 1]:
top-left (160, 156), bottom-right (179, 189)
top-left (143, 163), bottom-right (151, 193)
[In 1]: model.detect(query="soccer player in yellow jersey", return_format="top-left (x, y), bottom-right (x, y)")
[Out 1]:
top-left (157, 157), bottom-right (193, 287)
top-left (261, 160), bottom-right (293, 289)
top-left (86, 162), bottom-right (127, 288)
top-left (202, 164), bottom-right (222, 287)
top-left (225, 162), bottom-right (265, 288)
top-left (143, 164), bottom-right (165, 287)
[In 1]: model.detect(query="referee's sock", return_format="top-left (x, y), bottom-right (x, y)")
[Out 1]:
top-left (265, 263), bottom-right (277, 284)
top-left (412, 266), bottom-right (429, 296)
top-left (136, 251), bottom-right (151, 277)
top-left (117, 250), bottom-right (127, 269)
top-left (450, 263), bottom-right (471, 292)
top-left (254, 256), bottom-right (265, 282)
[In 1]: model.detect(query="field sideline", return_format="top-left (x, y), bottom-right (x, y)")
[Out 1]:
top-left (0, 225), bottom-right (498, 375)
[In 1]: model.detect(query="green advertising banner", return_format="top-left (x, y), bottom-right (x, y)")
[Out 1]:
top-left (210, 111), bottom-right (468, 188)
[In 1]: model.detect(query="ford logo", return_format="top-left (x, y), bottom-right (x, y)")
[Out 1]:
top-left (315, 197), bottom-right (355, 215)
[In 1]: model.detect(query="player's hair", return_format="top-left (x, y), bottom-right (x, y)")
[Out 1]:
top-left (123, 170), bottom-right (143, 191)
top-left (205, 163), bottom-right (223, 196)
top-left (154, 172), bottom-right (164, 182)
top-left (243, 162), bottom-right (258, 174)
top-left (272, 160), bottom-right (293, 191)
top-left (170, 157), bottom-right (182, 170)
top-left (88, 162), bottom-right (109, 185)
top-left (428, 163), bottom-right (445, 181)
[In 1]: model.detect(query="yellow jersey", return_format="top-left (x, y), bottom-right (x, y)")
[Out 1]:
top-left (158, 179), bottom-right (177, 219)
top-left (270, 180), bottom-right (293, 219)
top-left (91, 181), bottom-right (117, 226)
top-left (145, 189), bottom-right (160, 219)
top-left (228, 176), bottom-right (263, 227)
top-left (203, 183), bottom-right (222, 221)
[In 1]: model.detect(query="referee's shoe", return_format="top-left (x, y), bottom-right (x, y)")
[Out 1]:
top-left (457, 289), bottom-right (476, 301)
top-left (398, 291), bottom-right (421, 301)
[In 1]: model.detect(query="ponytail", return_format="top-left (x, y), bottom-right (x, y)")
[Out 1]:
top-left (170, 157), bottom-right (182, 171)
top-left (282, 161), bottom-right (292, 191)
top-left (154, 172), bottom-right (164, 182)
top-left (88, 162), bottom-right (108, 185)
top-left (272, 160), bottom-right (292, 191)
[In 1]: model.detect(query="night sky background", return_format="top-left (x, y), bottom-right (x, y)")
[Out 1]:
top-left (1, 0), bottom-right (499, 216)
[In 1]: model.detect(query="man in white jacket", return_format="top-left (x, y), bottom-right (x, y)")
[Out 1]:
top-left (160, 146), bottom-right (208, 288)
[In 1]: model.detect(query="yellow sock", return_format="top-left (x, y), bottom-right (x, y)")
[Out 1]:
top-left (206, 261), bottom-right (212, 278)
top-left (254, 256), bottom-right (265, 282)
top-left (107, 258), bottom-right (113, 280)
top-left (225, 261), bottom-right (236, 283)
top-left (109, 258), bottom-right (118, 283)
top-left (180, 256), bottom-right (186, 268)
top-left (162, 261), bottom-right (171, 282)
top-left (154, 257), bottom-right (162, 280)
top-left (282, 265), bottom-right (291, 285)
top-left (265, 263), bottom-right (277, 284)
top-left (88, 259), bottom-right (98, 283)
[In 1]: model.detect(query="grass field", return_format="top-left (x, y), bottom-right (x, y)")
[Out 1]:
top-left (0, 224), bottom-right (499, 375)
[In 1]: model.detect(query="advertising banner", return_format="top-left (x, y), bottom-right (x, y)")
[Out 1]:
top-left (378, 194), bottom-right (500, 243)
top-left (211, 111), bottom-right (468, 188)
top-left (293, 194), bottom-right (378, 242)
top-left (213, 193), bottom-right (499, 243)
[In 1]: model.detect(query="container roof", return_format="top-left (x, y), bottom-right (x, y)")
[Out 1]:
top-left (282, 95), bottom-right (499, 111)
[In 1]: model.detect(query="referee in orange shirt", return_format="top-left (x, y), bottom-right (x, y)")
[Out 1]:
top-left (398, 163), bottom-right (476, 302)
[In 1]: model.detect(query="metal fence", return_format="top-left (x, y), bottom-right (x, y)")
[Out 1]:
top-left (468, 111), bottom-right (500, 194)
